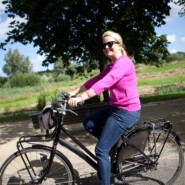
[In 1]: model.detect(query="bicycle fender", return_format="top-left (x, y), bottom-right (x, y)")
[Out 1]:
top-left (170, 129), bottom-right (181, 143)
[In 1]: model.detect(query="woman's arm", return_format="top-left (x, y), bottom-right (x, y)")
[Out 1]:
top-left (68, 88), bottom-right (96, 107)
top-left (69, 85), bottom-right (87, 97)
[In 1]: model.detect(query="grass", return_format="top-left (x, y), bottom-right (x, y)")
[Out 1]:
top-left (0, 111), bottom-right (29, 122)
top-left (138, 76), bottom-right (185, 87)
top-left (158, 84), bottom-right (185, 95)
top-left (0, 60), bottom-right (185, 122)
top-left (140, 91), bottom-right (185, 104)
top-left (135, 61), bottom-right (185, 74)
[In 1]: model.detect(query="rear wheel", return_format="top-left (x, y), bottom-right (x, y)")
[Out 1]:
top-left (117, 129), bottom-right (184, 185)
top-left (0, 146), bottom-right (75, 184)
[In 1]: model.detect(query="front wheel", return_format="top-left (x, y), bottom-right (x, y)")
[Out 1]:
top-left (0, 146), bottom-right (75, 185)
top-left (117, 129), bottom-right (184, 185)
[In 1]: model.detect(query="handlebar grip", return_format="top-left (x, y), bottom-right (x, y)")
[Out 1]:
top-left (77, 102), bottom-right (83, 106)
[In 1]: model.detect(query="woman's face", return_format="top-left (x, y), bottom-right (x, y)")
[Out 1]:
top-left (102, 36), bottom-right (122, 61)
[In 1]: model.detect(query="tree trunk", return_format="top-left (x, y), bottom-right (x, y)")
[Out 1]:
top-left (99, 52), bottom-right (109, 102)
top-left (98, 29), bottom-right (109, 102)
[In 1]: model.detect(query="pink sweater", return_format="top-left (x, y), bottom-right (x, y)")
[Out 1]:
top-left (84, 55), bottom-right (141, 111)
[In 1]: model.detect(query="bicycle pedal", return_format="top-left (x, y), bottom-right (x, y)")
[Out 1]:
top-left (114, 177), bottom-right (129, 185)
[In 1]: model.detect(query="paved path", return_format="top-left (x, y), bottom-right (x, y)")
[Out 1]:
top-left (0, 98), bottom-right (185, 184)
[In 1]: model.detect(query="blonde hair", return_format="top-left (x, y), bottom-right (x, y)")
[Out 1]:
top-left (102, 30), bottom-right (127, 56)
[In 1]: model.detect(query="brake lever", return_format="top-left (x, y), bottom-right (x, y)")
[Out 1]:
top-left (56, 107), bottom-right (78, 116)
top-left (66, 109), bottom-right (78, 116)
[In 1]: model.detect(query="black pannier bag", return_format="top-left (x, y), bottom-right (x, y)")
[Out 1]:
top-left (42, 105), bottom-right (57, 130)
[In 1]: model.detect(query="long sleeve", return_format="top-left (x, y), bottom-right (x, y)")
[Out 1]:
top-left (84, 55), bottom-right (140, 111)
top-left (83, 62), bottom-right (113, 90)
top-left (91, 56), bottom-right (131, 95)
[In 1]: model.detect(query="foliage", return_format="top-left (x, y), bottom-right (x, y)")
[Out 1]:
top-left (0, 85), bottom-right (44, 97)
top-left (169, 52), bottom-right (185, 61)
top-left (0, 61), bottom-right (185, 122)
top-left (137, 76), bottom-right (185, 87)
top-left (54, 58), bottom-right (66, 77)
top-left (9, 73), bottom-right (40, 87)
top-left (0, 77), bottom-right (8, 87)
top-left (37, 92), bottom-right (47, 110)
top-left (142, 35), bottom-right (170, 66)
top-left (1, 0), bottom-right (171, 71)
top-left (55, 74), bottom-right (71, 82)
top-left (158, 84), bottom-right (185, 95)
top-left (136, 60), bottom-right (185, 74)
top-left (40, 74), bottom-right (54, 83)
top-left (65, 63), bottom-right (78, 77)
top-left (3, 48), bottom-right (33, 77)
top-left (174, 0), bottom-right (185, 16)
top-left (54, 57), bottom-right (78, 78)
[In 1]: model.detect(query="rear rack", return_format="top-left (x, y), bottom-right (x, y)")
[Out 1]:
top-left (143, 118), bottom-right (172, 129)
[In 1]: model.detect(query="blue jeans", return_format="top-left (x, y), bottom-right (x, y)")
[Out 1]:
top-left (83, 106), bottom-right (141, 185)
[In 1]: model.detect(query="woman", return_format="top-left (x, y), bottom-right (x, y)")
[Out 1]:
top-left (68, 30), bottom-right (141, 185)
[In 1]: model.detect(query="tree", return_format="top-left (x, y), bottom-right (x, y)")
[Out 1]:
top-left (1, 0), bottom-right (171, 67)
top-left (54, 57), bottom-right (78, 78)
top-left (141, 34), bottom-right (170, 66)
top-left (3, 48), bottom-right (33, 77)
top-left (1, 0), bottom-right (172, 100)
top-left (170, 52), bottom-right (185, 61)
top-left (54, 58), bottom-right (66, 78)
top-left (175, 0), bottom-right (185, 16)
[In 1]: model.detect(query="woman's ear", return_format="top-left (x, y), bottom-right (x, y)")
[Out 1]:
top-left (119, 43), bottom-right (122, 48)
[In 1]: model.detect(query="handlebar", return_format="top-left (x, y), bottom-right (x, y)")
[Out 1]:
top-left (51, 92), bottom-right (82, 116)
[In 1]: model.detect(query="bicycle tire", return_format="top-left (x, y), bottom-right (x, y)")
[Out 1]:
top-left (0, 145), bottom-right (75, 185)
top-left (117, 128), bottom-right (184, 185)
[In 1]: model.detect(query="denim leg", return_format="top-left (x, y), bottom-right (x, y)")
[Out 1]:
top-left (95, 115), bottom-right (126, 185)
top-left (83, 107), bottom-right (111, 138)
top-left (95, 107), bottom-right (141, 185)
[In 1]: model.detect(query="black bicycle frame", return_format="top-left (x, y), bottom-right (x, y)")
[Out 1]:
top-left (59, 126), bottom-right (98, 170)
top-left (16, 115), bottom-right (174, 184)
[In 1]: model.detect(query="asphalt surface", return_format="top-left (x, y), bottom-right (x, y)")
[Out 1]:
top-left (0, 98), bottom-right (185, 184)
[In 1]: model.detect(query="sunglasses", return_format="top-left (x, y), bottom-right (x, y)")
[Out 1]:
top-left (102, 41), bottom-right (119, 49)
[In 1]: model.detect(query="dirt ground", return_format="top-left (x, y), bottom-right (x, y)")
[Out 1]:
top-left (0, 98), bottom-right (185, 184)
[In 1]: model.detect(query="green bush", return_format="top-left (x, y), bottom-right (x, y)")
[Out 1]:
top-left (0, 77), bottom-right (8, 87)
top-left (9, 73), bottom-right (40, 87)
top-left (170, 52), bottom-right (185, 61)
top-left (40, 74), bottom-right (54, 83)
top-left (37, 92), bottom-right (47, 110)
top-left (2, 80), bottom-right (11, 88)
top-left (55, 74), bottom-right (71, 82)
top-left (158, 84), bottom-right (185, 95)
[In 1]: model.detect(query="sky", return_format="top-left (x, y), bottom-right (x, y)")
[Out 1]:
top-left (0, 1), bottom-right (185, 77)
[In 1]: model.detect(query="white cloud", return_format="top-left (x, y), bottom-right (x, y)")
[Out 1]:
top-left (0, 68), bottom-right (3, 76)
top-left (170, 49), bottom-right (177, 53)
top-left (31, 55), bottom-right (46, 72)
top-left (180, 37), bottom-right (185, 43)
top-left (30, 55), bottom-right (53, 72)
top-left (31, 55), bottom-right (46, 65)
top-left (167, 34), bottom-right (176, 43)
top-left (0, 1), bottom-right (6, 11)
top-left (165, 2), bottom-right (181, 23)
top-left (0, 17), bottom-right (11, 39)
top-left (0, 16), bottom-right (27, 40)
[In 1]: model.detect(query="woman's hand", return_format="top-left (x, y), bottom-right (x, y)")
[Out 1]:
top-left (68, 97), bottom-right (83, 107)
top-left (69, 91), bottom-right (77, 98)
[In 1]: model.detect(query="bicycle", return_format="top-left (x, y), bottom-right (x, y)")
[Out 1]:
top-left (0, 92), bottom-right (184, 185)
